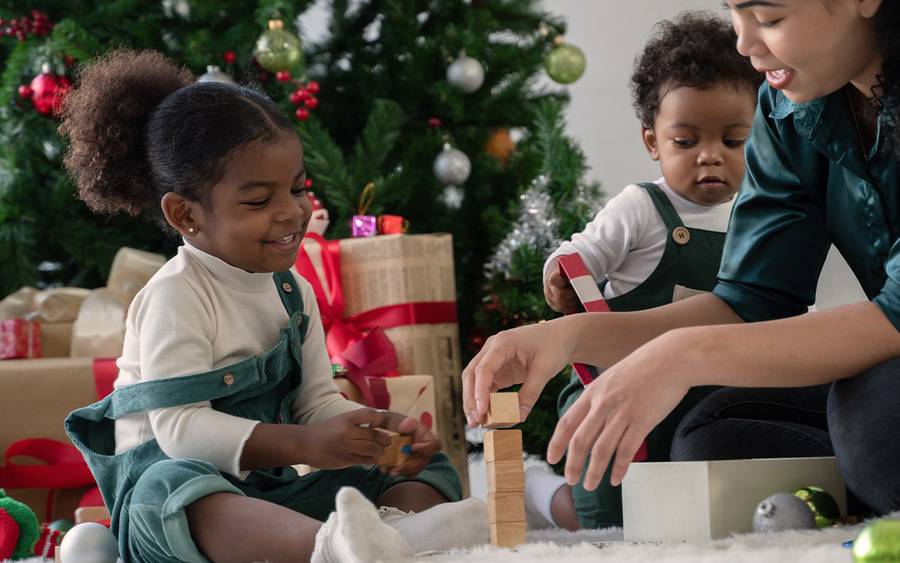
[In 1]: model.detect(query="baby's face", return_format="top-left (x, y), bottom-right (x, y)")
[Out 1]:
top-left (643, 83), bottom-right (756, 206)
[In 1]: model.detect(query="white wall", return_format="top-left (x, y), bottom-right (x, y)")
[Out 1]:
top-left (542, 0), bottom-right (866, 309)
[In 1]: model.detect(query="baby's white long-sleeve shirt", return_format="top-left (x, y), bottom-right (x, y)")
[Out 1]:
top-left (114, 242), bottom-right (363, 479)
top-left (544, 178), bottom-right (734, 299)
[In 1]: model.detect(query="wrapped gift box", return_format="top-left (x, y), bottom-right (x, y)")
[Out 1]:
top-left (622, 457), bottom-right (846, 541)
top-left (296, 234), bottom-right (469, 492)
top-left (1, 318), bottom-right (41, 359)
top-left (0, 358), bottom-right (114, 520)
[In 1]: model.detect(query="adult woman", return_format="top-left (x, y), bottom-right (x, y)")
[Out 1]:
top-left (463, 0), bottom-right (900, 514)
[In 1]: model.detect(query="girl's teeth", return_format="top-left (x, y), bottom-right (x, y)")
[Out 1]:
top-left (280, 235), bottom-right (293, 243)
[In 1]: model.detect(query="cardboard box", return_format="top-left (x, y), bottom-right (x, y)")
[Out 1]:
top-left (40, 323), bottom-right (73, 358)
top-left (0, 358), bottom-right (101, 520)
top-left (622, 457), bottom-right (846, 541)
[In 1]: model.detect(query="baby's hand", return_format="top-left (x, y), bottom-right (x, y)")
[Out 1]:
top-left (377, 413), bottom-right (440, 477)
top-left (544, 271), bottom-right (581, 314)
top-left (304, 408), bottom-right (392, 469)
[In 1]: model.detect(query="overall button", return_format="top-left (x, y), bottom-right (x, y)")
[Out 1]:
top-left (223, 373), bottom-right (235, 386)
top-left (672, 227), bottom-right (691, 245)
top-left (282, 282), bottom-right (293, 293)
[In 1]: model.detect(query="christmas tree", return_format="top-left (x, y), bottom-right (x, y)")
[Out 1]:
top-left (0, 0), bottom-right (600, 458)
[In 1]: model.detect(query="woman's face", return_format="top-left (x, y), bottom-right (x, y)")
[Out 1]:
top-left (725, 0), bottom-right (882, 102)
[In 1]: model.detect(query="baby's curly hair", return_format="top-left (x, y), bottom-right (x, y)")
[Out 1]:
top-left (59, 49), bottom-right (293, 226)
top-left (631, 12), bottom-right (762, 128)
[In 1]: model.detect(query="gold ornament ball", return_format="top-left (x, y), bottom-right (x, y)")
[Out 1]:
top-left (484, 129), bottom-right (515, 166)
top-left (545, 42), bottom-right (586, 84)
top-left (254, 20), bottom-right (304, 74)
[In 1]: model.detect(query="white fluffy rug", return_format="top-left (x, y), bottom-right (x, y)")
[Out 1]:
top-left (420, 523), bottom-right (863, 562)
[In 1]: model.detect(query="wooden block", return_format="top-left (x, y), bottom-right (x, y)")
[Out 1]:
top-left (490, 521), bottom-right (526, 548)
top-left (74, 505), bottom-right (110, 524)
top-left (485, 392), bottom-right (519, 428)
top-left (486, 459), bottom-right (524, 492)
top-left (488, 491), bottom-right (525, 524)
top-left (483, 429), bottom-right (522, 462)
top-left (374, 428), bottom-right (413, 467)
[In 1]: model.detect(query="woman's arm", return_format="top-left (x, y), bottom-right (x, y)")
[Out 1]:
top-left (548, 300), bottom-right (900, 491)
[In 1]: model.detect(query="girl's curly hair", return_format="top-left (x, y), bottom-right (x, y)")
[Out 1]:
top-left (873, 0), bottom-right (900, 160)
top-left (630, 11), bottom-right (763, 128)
top-left (59, 49), bottom-right (293, 225)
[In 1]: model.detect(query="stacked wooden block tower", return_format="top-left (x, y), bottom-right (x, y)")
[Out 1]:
top-left (483, 392), bottom-right (526, 548)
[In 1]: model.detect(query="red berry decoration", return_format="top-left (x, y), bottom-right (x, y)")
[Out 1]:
top-left (304, 96), bottom-right (319, 110)
top-left (289, 90), bottom-right (304, 106)
top-left (223, 50), bottom-right (237, 65)
top-left (63, 55), bottom-right (75, 67)
top-left (305, 81), bottom-right (320, 94)
top-left (276, 70), bottom-right (292, 82)
top-left (304, 178), bottom-right (313, 189)
top-left (17, 85), bottom-right (32, 99)
top-left (428, 117), bottom-right (442, 128)
top-left (295, 108), bottom-right (310, 121)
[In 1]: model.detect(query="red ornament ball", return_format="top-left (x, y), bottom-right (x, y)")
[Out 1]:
top-left (30, 71), bottom-right (61, 116)
top-left (276, 70), bottom-right (292, 82)
top-left (295, 108), bottom-right (310, 121)
top-left (304, 96), bottom-right (319, 110)
top-left (304, 178), bottom-right (313, 189)
top-left (223, 50), bottom-right (237, 65)
top-left (17, 85), bottom-right (32, 99)
top-left (428, 117), bottom-right (442, 128)
top-left (305, 81), bottom-right (320, 94)
top-left (51, 76), bottom-right (71, 115)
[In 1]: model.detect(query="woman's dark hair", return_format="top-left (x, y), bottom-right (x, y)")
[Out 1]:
top-left (873, 0), bottom-right (900, 160)
top-left (630, 11), bottom-right (763, 128)
top-left (59, 49), bottom-right (294, 225)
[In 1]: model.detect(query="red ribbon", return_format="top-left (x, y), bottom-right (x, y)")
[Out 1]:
top-left (0, 358), bottom-right (117, 520)
top-left (295, 233), bottom-right (457, 408)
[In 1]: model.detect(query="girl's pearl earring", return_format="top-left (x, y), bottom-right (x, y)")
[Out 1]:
top-left (188, 227), bottom-right (195, 234)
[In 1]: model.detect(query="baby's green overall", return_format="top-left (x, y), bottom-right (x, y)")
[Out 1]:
top-left (557, 183), bottom-right (723, 529)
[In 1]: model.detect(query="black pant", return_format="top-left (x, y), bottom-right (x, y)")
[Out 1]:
top-left (670, 357), bottom-right (900, 515)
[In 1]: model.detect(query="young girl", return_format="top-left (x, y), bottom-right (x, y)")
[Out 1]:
top-left (464, 0), bottom-right (900, 519)
top-left (61, 49), bottom-right (486, 563)
top-left (531, 12), bottom-right (760, 532)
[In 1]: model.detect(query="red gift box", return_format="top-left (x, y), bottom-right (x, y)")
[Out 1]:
top-left (0, 319), bottom-right (41, 359)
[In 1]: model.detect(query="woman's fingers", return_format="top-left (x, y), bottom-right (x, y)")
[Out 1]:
top-left (462, 337), bottom-right (494, 426)
top-left (547, 394), bottom-right (586, 465)
top-left (562, 403), bottom-right (608, 485)
top-left (609, 425), bottom-right (646, 487)
top-left (582, 417), bottom-right (628, 491)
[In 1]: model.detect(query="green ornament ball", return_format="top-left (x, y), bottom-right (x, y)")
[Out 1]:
top-left (544, 42), bottom-right (586, 84)
top-left (794, 486), bottom-right (841, 528)
top-left (48, 519), bottom-right (74, 534)
top-left (853, 520), bottom-right (900, 562)
top-left (0, 489), bottom-right (40, 559)
top-left (254, 19), bottom-right (304, 74)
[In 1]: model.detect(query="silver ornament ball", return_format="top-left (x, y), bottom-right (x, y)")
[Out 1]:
top-left (58, 522), bottom-right (120, 563)
top-left (197, 65), bottom-right (234, 84)
top-left (433, 145), bottom-right (471, 186)
top-left (752, 493), bottom-right (817, 533)
top-left (446, 53), bottom-right (484, 94)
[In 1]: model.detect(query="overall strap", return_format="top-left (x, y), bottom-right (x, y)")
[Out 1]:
top-left (273, 271), bottom-right (304, 316)
top-left (638, 182), bottom-right (685, 230)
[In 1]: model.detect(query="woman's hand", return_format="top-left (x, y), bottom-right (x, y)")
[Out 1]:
top-left (462, 317), bottom-right (580, 426)
top-left (302, 408), bottom-right (392, 469)
top-left (547, 331), bottom-right (693, 490)
top-left (377, 412), bottom-right (441, 477)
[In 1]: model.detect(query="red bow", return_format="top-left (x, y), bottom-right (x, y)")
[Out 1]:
top-left (295, 233), bottom-right (457, 408)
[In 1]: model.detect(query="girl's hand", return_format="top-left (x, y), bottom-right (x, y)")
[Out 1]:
top-left (544, 271), bottom-right (581, 314)
top-left (378, 413), bottom-right (440, 477)
top-left (304, 408), bottom-right (392, 469)
top-left (546, 332), bottom-right (692, 490)
top-left (462, 318), bottom-right (579, 427)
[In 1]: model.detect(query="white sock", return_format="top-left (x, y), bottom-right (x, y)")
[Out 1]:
top-left (379, 497), bottom-right (490, 554)
top-left (311, 487), bottom-right (414, 563)
top-left (524, 465), bottom-right (566, 529)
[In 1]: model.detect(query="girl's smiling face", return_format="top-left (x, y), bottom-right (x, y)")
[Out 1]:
top-left (724, 0), bottom-right (883, 102)
top-left (173, 132), bottom-right (311, 274)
